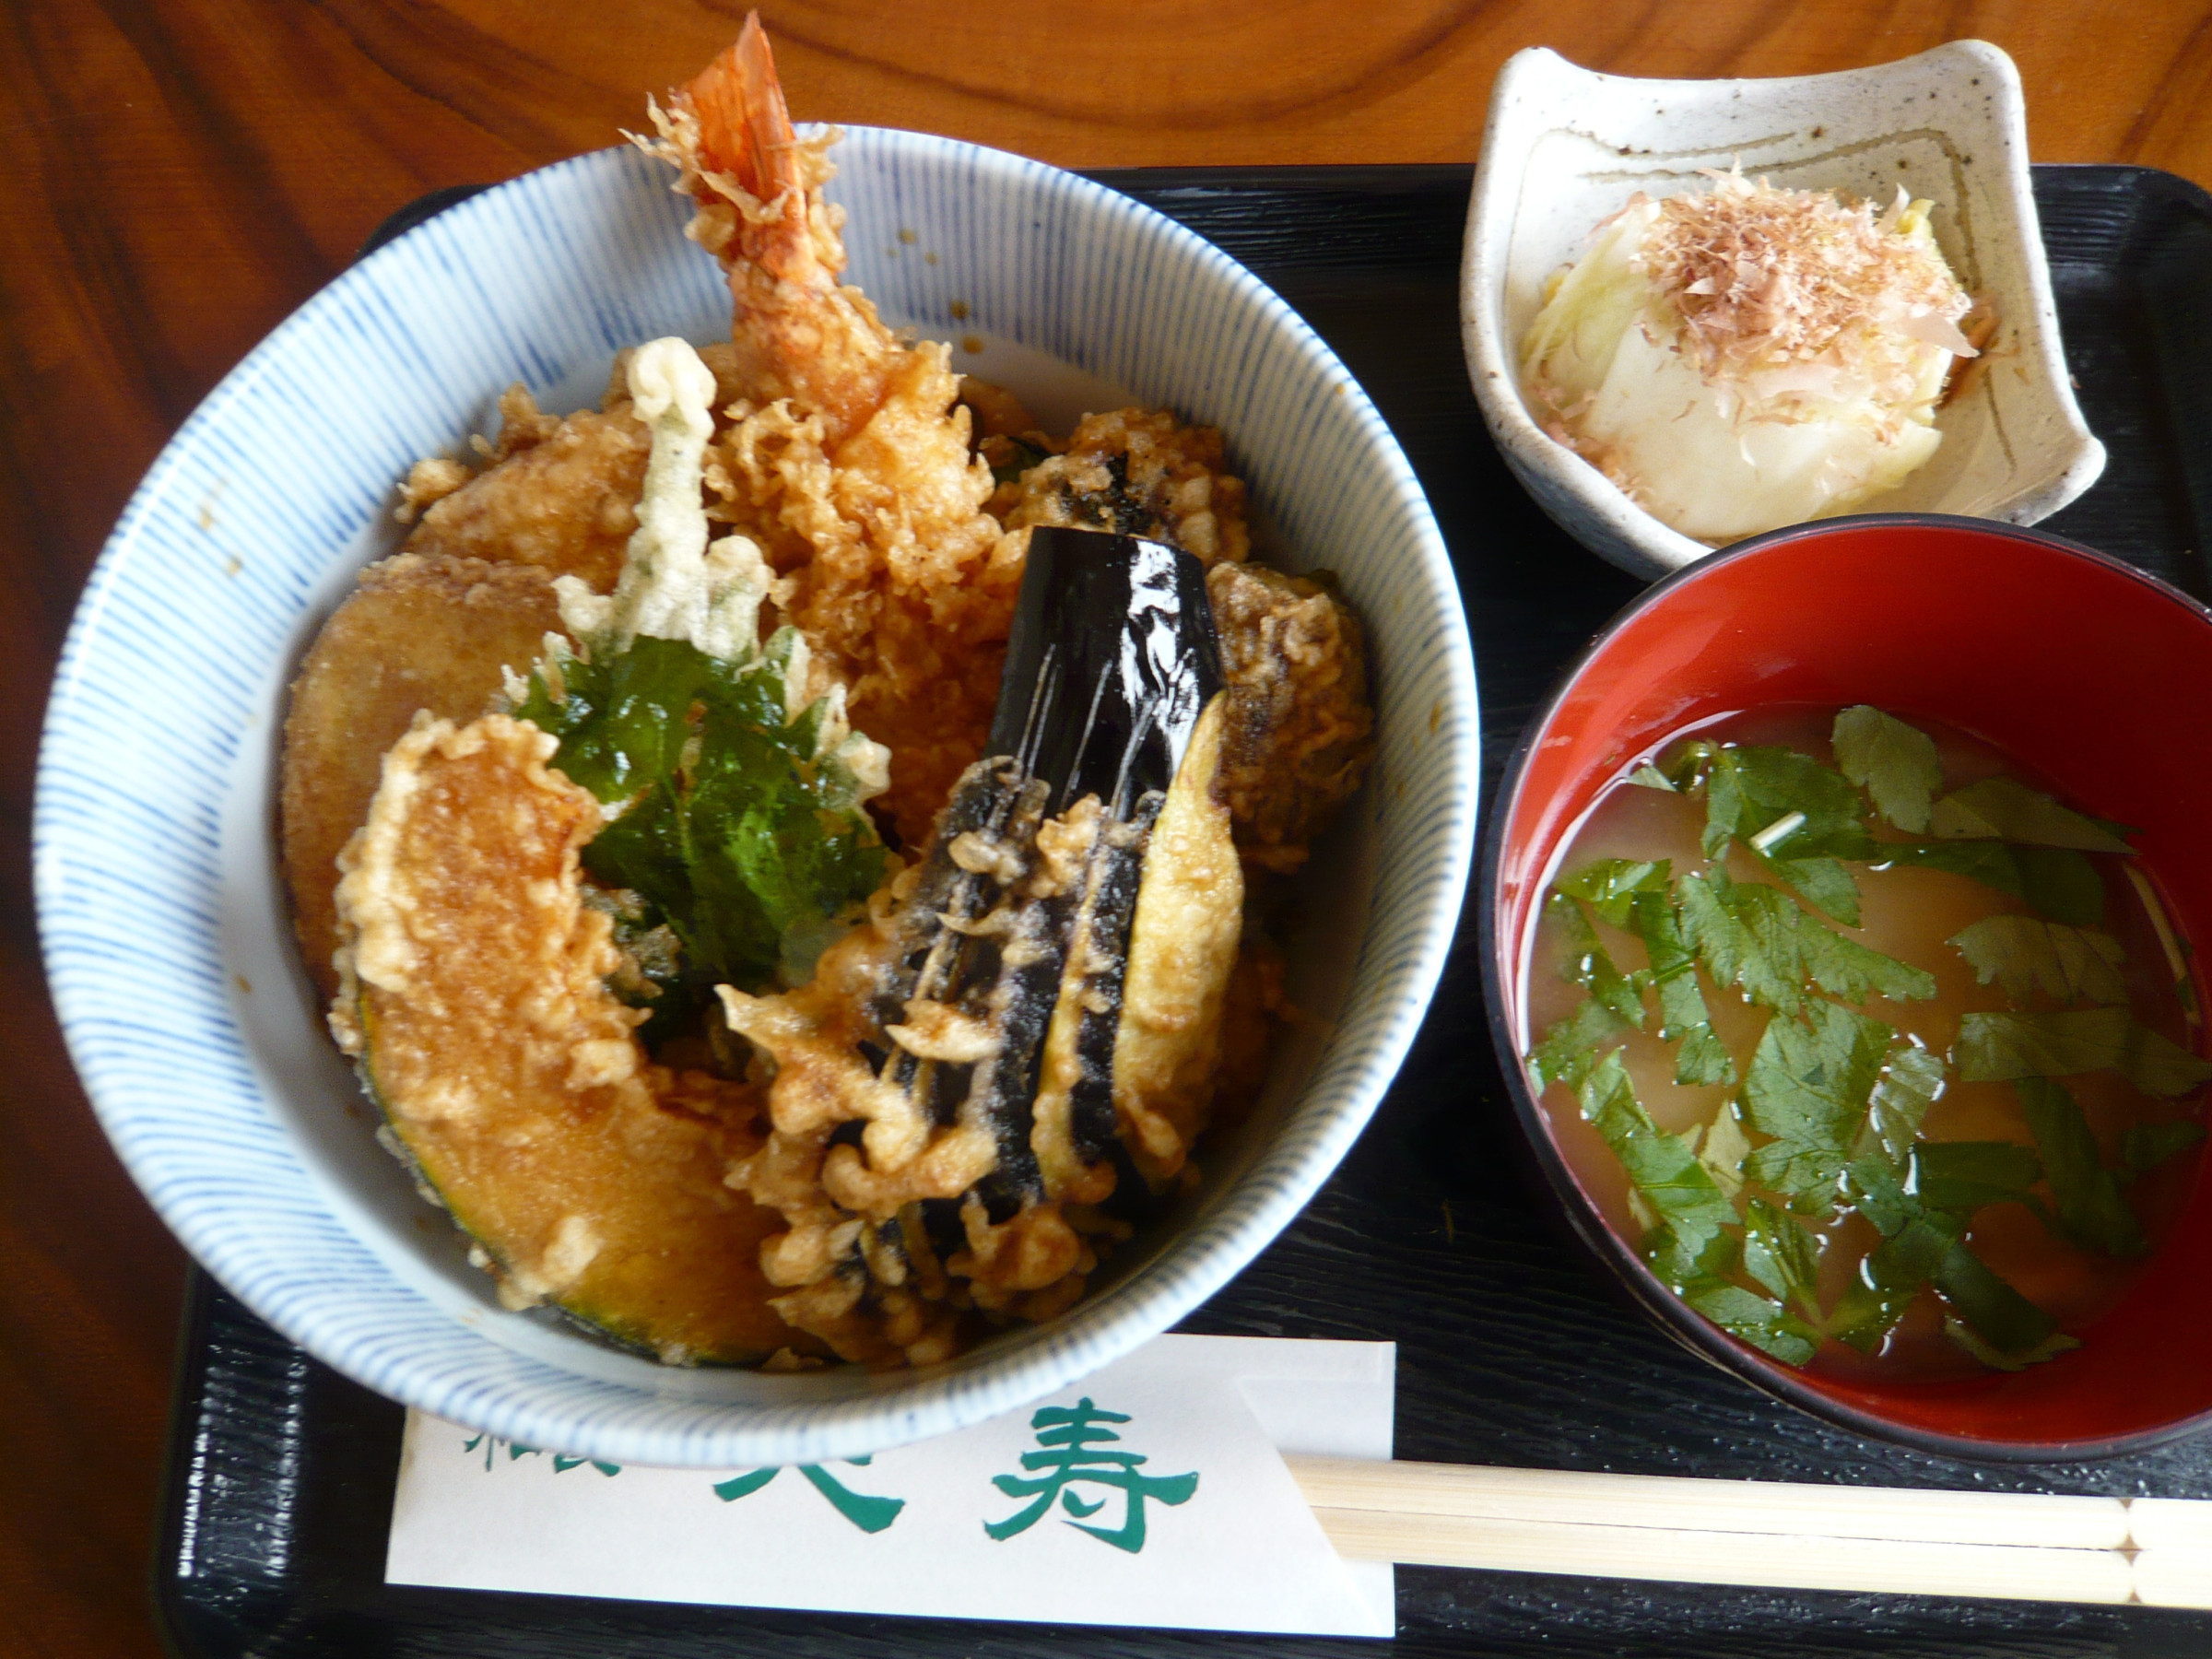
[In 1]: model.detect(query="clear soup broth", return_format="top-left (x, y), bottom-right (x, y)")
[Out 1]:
top-left (1523, 705), bottom-right (2208, 1384)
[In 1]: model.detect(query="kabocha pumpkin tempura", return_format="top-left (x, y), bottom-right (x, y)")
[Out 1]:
top-left (1524, 706), bottom-right (2209, 1381)
top-left (280, 18), bottom-right (1373, 1369)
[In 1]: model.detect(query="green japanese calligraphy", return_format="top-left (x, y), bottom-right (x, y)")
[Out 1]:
top-left (984, 1398), bottom-right (1197, 1553)
top-left (460, 1433), bottom-right (619, 1477)
top-left (711, 1456), bottom-right (905, 1534)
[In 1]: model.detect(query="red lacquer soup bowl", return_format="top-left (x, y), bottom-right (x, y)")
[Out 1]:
top-left (1480, 515), bottom-right (2212, 1460)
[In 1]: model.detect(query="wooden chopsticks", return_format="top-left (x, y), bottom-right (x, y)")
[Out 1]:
top-left (1283, 1455), bottom-right (2212, 1607)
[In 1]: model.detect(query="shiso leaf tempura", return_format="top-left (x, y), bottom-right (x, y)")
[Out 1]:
top-left (1522, 171), bottom-right (1980, 544)
top-left (1524, 705), bottom-right (2211, 1376)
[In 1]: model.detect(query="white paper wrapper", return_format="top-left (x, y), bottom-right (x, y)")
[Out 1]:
top-left (386, 1334), bottom-right (1395, 1636)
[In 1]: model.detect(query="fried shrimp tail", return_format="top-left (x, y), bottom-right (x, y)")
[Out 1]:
top-left (684, 18), bottom-right (818, 287)
top-left (641, 12), bottom-right (897, 448)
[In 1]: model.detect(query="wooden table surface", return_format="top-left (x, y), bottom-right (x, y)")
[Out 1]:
top-left (6, 3), bottom-right (2211, 1653)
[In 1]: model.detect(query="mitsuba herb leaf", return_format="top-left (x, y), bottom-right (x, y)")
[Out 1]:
top-left (1741, 1000), bottom-right (1895, 1213)
top-left (1831, 706), bottom-right (1942, 834)
top-left (1546, 892), bottom-right (1645, 1029)
top-left (2122, 864), bottom-right (2193, 1004)
top-left (1578, 1053), bottom-right (1742, 1280)
top-left (1851, 1044), bottom-right (1947, 1176)
top-left (1909, 1140), bottom-right (2043, 1217)
top-left (1678, 1279), bottom-right (1822, 1367)
top-left (2016, 1077), bottom-right (2147, 1257)
top-left (1828, 1208), bottom-right (1961, 1351)
top-left (1625, 888), bottom-right (1735, 1086)
top-left (1826, 1179), bottom-right (2062, 1361)
top-left (2122, 1121), bottom-right (2208, 1179)
top-left (1557, 858), bottom-right (1671, 928)
top-left (1688, 744), bottom-right (1876, 923)
top-left (1699, 745), bottom-right (1874, 860)
top-left (1798, 921), bottom-right (1938, 1006)
top-left (1677, 868), bottom-right (1932, 1016)
top-left (1754, 851), bottom-right (1864, 928)
top-left (1930, 1242), bottom-right (2063, 1359)
top-left (987, 435), bottom-right (1052, 486)
top-left (1678, 869), bottom-right (1804, 1013)
top-left (1879, 841), bottom-right (2105, 926)
top-left (1526, 997), bottom-right (1631, 1093)
top-left (1742, 1197), bottom-right (1820, 1313)
top-left (1930, 775), bottom-right (2136, 854)
top-left (517, 631), bottom-right (887, 996)
top-left (1948, 916), bottom-right (2128, 1006)
top-left (1627, 763), bottom-right (1677, 792)
top-left (1942, 1318), bottom-right (2079, 1372)
top-left (1643, 1219), bottom-right (1739, 1291)
top-left (1957, 1008), bottom-right (2212, 1099)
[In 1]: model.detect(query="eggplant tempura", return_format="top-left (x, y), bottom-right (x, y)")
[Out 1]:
top-left (282, 16), bottom-right (1373, 1368)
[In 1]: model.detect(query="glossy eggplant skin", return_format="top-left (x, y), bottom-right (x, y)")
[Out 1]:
top-left (724, 526), bottom-right (1240, 1361)
top-left (988, 526), bottom-right (1224, 815)
top-left (883, 528), bottom-right (1225, 1217)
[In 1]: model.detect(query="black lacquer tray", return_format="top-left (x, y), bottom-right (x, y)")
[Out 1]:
top-left (157, 163), bottom-right (2212, 1659)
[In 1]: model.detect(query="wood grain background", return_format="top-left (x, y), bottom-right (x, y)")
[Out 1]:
top-left (6, 3), bottom-right (2210, 1653)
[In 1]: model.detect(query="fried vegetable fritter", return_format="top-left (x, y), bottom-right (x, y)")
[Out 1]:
top-left (280, 552), bottom-right (564, 998)
top-left (331, 712), bottom-right (796, 1363)
top-left (1206, 559), bottom-right (1374, 871)
top-left (400, 387), bottom-right (652, 593)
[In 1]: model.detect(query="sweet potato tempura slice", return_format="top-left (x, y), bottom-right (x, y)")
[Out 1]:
top-left (331, 712), bottom-right (795, 1364)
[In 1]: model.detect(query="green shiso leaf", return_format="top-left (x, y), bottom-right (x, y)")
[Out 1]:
top-left (2016, 1076), bottom-right (2148, 1258)
top-left (1831, 706), bottom-right (1943, 834)
top-left (1929, 775), bottom-right (2136, 854)
top-left (2122, 1120), bottom-right (2208, 1180)
top-left (1948, 916), bottom-right (2128, 1006)
top-left (517, 630), bottom-right (886, 997)
top-left (1956, 1008), bottom-right (2212, 1099)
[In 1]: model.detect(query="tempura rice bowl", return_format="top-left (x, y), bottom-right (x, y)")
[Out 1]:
top-left (35, 132), bottom-right (1475, 1465)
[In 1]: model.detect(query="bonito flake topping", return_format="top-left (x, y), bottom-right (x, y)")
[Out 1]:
top-left (1522, 170), bottom-right (1981, 545)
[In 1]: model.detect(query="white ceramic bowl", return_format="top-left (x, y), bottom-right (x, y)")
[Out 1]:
top-left (35, 132), bottom-right (1476, 1465)
top-left (1463, 41), bottom-right (2106, 581)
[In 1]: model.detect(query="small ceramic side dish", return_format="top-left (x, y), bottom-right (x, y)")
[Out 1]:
top-left (1483, 515), bottom-right (2212, 1460)
top-left (1463, 41), bottom-right (2106, 580)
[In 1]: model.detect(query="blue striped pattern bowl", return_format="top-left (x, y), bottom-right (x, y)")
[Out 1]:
top-left (36, 131), bottom-right (1476, 1466)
